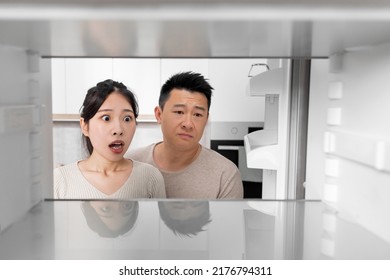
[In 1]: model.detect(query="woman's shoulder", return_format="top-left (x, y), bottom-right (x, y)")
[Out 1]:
top-left (131, 159), bottom-right (160, 173)
top-left (127, 159), bottom-right (165, 193)
top-left (54, 161), bottom-right (80, 172)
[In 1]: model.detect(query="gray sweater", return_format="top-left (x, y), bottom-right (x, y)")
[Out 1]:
top-left (127, 144), bottom-right (243, 199)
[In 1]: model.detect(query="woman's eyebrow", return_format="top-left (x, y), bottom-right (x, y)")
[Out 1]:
top-left (97, 108), bottom-right (134, 113)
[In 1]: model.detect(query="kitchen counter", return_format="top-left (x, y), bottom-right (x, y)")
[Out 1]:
top-left (0, 199), bottom-right (389, 260)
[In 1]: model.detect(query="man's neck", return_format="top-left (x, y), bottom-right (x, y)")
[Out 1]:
top-left (154, 142), bottom-right (201, 172)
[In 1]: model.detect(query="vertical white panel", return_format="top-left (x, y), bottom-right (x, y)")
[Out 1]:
top-left (112, 58), bottom-right (161, 116)
top-left (305, 59), bottom-right (329, 199)
top-left (208, 58), bottom-right (265, 122)
top-left (51, 58), bottom-right (67, 114)
top-left (160, 58), bottom-right (209, 86)
top-left (65, 58), bottom-right (113, 114)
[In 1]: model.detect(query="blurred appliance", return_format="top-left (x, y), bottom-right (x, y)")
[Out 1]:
top-left (210, 122), bottom-right (263, 198)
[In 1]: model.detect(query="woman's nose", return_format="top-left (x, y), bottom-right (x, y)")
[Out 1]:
top-left (112, 121), bottom-right (124, 136)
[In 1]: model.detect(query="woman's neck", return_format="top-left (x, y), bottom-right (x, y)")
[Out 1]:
top-left (83, 153), bottom-right (129, 174)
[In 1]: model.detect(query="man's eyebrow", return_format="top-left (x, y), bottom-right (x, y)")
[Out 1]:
top-left (195, 106), bottom-right (206, 111)
top-left (172, 104), bottom-right (206, 111)
top-left (172, 104), bottom-right (185, 108)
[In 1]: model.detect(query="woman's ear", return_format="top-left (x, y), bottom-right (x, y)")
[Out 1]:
top-left (154, 106), bottom-right (162, 124)
top-left (80, 118), bottom-right (89, 136)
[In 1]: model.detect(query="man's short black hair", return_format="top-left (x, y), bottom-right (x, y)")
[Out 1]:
top-left (159, 71), bottom-right (213, 110)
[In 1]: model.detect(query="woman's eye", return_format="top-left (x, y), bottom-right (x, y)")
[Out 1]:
top-left (102, 115), bottom-right (110, 121)
top-left (124, 116), bottom-right (132, 122)
top-left (96, 205), bottom-right (113, 217)
top-left (121, 202), bottom-right (134, 214)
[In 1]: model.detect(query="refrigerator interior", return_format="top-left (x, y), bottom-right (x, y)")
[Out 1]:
top-left (0, 1), bottom-right (390, 242)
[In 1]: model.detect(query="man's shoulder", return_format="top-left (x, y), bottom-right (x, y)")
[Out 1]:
top-left (132, 159), bottom-right (158, 173)
top-left (200, 146), bottom-right (238, 169)
top-left (126, 144), bottom-right (155, 163)
top-left (127, 144), bottom-right (154, 156)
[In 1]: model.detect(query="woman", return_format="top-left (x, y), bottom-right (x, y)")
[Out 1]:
top-left (82, 200), bottom-right (139, 238)
top-left (54, 79), bottom-right (166, 199)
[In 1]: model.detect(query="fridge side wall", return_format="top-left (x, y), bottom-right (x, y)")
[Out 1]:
top-left (0, 45), bottom-right (52, 232)
top-left (306, 44), bottom-right (390, 243)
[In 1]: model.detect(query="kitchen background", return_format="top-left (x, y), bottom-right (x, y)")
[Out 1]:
top-left (1, 0), bottom-right (390, 248)
top-left (51, 58), bottom-right (270, 198)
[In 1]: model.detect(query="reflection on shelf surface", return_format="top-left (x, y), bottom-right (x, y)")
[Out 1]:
top-left (0, 199), bottom-right (389, 260)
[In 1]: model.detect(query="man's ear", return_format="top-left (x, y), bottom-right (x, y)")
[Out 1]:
top-left (154, 106), bottom-right (162, 124)
top-left (80, 118), bottom-right (89, 136)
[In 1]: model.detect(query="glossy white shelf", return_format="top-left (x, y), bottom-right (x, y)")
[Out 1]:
top-left (249, 68), bottom-right (283, 96)
top-left (244, 129), bottom-right (279, 170)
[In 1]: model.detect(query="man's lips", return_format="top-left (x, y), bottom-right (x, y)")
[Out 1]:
top-left (178, 133), bottom-right (193, 138)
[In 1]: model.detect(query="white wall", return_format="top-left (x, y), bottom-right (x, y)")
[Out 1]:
top-left (208, 59), bottom-right (265, 122)
top-left (51, 58), bottom-right (266, 166)
top-left (305, 43), bottom-right (390, 243)
top-left (53, 121), bottom-right (164, 166)
top-left (0, 46), bottom-right (52, 232)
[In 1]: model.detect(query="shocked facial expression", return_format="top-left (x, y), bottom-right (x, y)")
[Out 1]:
top-left (81, 92), bottom-right (136, 161)
top-left (155, 88), bottom-right (209, 151)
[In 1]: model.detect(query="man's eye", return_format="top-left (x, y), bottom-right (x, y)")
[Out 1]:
top-left (194, 113), bottom-right (203, 117)
top-left (102, 115), bottom-right (110, 121)
top-left (174, 111), bottom-right (184, 115)
top-left (124, 116), bottom-right (133, 122)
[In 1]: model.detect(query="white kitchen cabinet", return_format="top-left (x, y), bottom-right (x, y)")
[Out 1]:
top-left (208, 59), bottom-right (266, 122)
top-left (112, 58), bottom-right (161, 116)
top-left (65, 58), bottom-right (113, 114)
top-left (52, 58), bottom-right (269, 122)
top-left (160, 58), bottom-right (209, 85)
top-left (51, 58), bottom-right (67, 114)
top-left (54, 58), bottom-right (209, 117)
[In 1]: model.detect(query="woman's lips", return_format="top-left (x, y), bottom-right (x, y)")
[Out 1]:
top-left (109, 140), bottom-right (125, 153)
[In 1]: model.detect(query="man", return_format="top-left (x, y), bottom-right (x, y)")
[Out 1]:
top-left (127, 71), bottom-right (243, 199)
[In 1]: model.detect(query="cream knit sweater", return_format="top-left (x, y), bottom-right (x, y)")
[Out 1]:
top-left (54, 160), bottom-right (166, 199)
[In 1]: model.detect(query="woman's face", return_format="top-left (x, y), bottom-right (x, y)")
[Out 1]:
top-left (81, 92), bottom-right (136, 161)
top-left (89, 200), bottom-right (136, 231)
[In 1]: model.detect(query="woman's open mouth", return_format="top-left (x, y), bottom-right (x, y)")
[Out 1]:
top-left (109, 140), bottom-right (125, 154)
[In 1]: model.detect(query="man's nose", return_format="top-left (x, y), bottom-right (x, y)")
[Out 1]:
top-left (181, 114), bottom-right (194, 129)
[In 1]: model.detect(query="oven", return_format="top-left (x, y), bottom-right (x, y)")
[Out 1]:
top-left (210, 122), bottom-right (263, 198)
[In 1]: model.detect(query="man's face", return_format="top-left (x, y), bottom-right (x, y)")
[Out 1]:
top-left (155, 88), bottom-right (209, 152)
